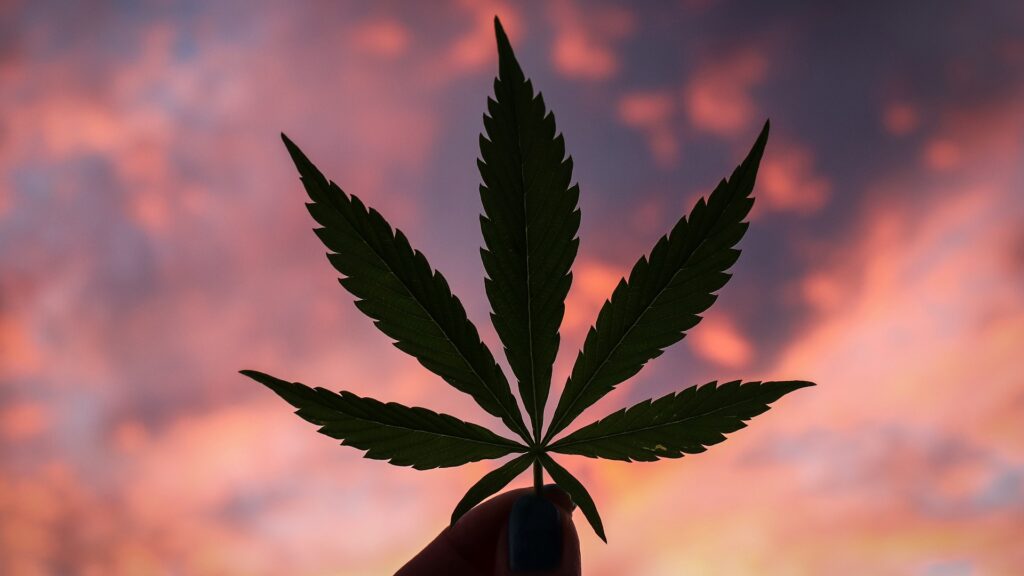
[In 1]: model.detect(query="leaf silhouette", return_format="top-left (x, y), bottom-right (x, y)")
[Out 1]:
top-left (550, 380), bottom-right (814, 461)
top-left (478, 19), bottom-right (580, 441)
top-left (538, 453), bottom-right (606, 542)
top-left (544, 122), bottom-right (770, 443)
top-left (281, 135), bottom-right (531, 444)
top-left (450, 452), bottom-right (536, 526)
top-left (246, 15), bottom-right (815, 548)
top-left (242, 370), bottom-right (525, 470)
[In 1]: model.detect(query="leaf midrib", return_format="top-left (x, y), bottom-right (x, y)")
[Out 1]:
top-left (504, 69), bottom-right (541, 442)
top-left (312, 401), bottom-right (525, 449)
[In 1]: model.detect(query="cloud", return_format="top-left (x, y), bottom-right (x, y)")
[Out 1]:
top-left (883, 101), bottom-right (921, 136)
top-left (439, 0), bottom-right (520, 77)
top-left (684, 50), bottom-right (767, 137)
top-left (757, 139), bottom-right (830, 215)
top-left (688, 312), bottom-right (753, 368)
top-left (351, 19), bottom-right (411, 59)
top-left (922, 138), bottom-right (962, 171)
top-left (0, 401), bottom-right (48, 442)
top-left (0, 312), bottom-right (41, 379)
top-left (547, 0), bottom-right (635, 81)
top-left (562, 258), bottom-right (624, 338)
top-left (617, 90), bottom-right (679, 167)
top-left (2, 2), bottom-right (1024, 573)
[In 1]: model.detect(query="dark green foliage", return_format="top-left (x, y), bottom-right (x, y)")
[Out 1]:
top-left (550, 380), bottom-right (814, 461)
top-left (281, 135), bottom-right (530, 444)
top-left (539, 454), bottom-right (605, 542)
top-left (245, 16), bottom-right (814, 543)
top-left (242, 370), bottom-right (525, 470)
top-left (544, 123), bottom-right (769, 444)
top-left (450, 453), bottom-right (536, 525)
top-left (479, 21), bottom-right (580, 440)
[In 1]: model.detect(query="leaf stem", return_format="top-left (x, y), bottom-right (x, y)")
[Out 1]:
top-left (534, 460), bottom-right (543, 496)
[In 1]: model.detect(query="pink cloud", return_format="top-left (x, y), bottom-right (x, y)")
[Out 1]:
top-left (922, 138), bottom-right (963, 171)
top-left (0, 401), bottom-right (48, 442)
top-left (351, 19), bottom-right (411, 58)
top-left (548, 0), bottom-right (635, 81)
top-left (440, 0), bottom-right (521, 77)
top-left (562, 258), bottom-right (625, 338)
top-left (883, 101), bottom-right (920, 136)
top-left (2, 3), bottom-right (1023, 574)
top-left (688, 312), bottom-right (753, 368)
top-left (684, 50), bottom-right (767, 137)
top-left (0, 313), bottom-right (41, 379)
top-left (757, 139), bottom-right (830, 215)
top-left (618, 90), bottom-right (679, 167)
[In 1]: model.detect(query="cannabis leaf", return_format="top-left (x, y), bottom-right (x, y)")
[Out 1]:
top-left (243, 370), bottom-right (525, 469)
top-left (243, 16), bottom-right (815, 543)
top-left (479, 21), bottom-right (580, 441)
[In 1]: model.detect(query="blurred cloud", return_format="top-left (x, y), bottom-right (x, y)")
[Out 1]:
top-left (351, 19), bottom-right (411, 59)
top-left (547, 0), bottom-right (635, 81)
top-left (688, 312), bottom-right (753, 368)
top-left (756, 139), bottom-right (830, 215)
top-left (617, 90), bottom-right (679, 167)
top-left (883, 101), bottom-right (921, 136)
top-left (684, 49), bottom-right (767, 137)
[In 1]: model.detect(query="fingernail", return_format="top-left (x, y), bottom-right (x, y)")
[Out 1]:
top-left (543, 484), bottom-right (576, 511)
top-left (508, 494), bottom-right (562, 572)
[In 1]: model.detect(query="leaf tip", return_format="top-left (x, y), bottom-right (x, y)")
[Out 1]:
top-left (493, 15), bottom-right (511, 56)
top-left (280, 133), bottom-right (308, 171)
top-left (280, 132), bottom-right (297, 153)
top-left (493, 15), bottom-right (507, 40)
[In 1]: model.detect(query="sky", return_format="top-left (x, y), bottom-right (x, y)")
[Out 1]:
top-left (1, 0), bottom-right (1022, 574)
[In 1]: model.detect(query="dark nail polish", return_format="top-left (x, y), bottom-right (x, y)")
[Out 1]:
top-left (508, 494), bottom-right (562, 572)
top-left (543, 484), bottom-right (576, 511)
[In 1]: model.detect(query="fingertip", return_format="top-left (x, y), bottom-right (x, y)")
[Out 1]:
top-left (543, 484), bottom-right (576, 513)
top-left (495, 501), bottom-right (581, 576)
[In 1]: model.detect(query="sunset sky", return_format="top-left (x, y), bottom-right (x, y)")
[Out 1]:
top-left (1, 1), bottom-right (1023, 574)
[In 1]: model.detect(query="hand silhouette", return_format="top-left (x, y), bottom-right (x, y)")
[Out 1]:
top-left (397, 484), bottom-right (581, 575)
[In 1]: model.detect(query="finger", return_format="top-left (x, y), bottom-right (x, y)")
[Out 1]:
top-left (442, 484), bottom-right (572, 568)
top-left (396, 486), bottom-right (579, 575)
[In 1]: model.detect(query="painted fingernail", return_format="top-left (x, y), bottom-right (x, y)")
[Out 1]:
top-left (543, 484), bottom-right (576, 511)
top-left (508, 494), bottom-right (562, 572)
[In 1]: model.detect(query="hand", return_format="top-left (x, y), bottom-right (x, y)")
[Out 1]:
top-left (396, 484), bottom-right (581, 575)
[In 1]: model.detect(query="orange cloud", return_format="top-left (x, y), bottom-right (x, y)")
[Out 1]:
top-left (0, 401), bottom-right (48, 442)
top-left (0, 313), bottom-right (41, 378)
top-left (684, 50), bottom-right (767, 137)
top-left (562, 258), bottom-right (624, 338)
top-left (688, 312), bottom-right (753, 368)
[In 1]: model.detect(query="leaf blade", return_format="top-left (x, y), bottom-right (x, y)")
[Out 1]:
top-left (282, 135), bottom-right (531, 443)
top-left (243, 370), bottom-right (526, 470)
top-left (538, 453), bottom-right (606, 542)
top-left (550, 380), bottom-right (814, 461)
top-left (450, 453), bottom-right (535, 526)
top-left (545, 122), bottom-right (770, 442)
top-left (480, 18), bottom-right (581, 440)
